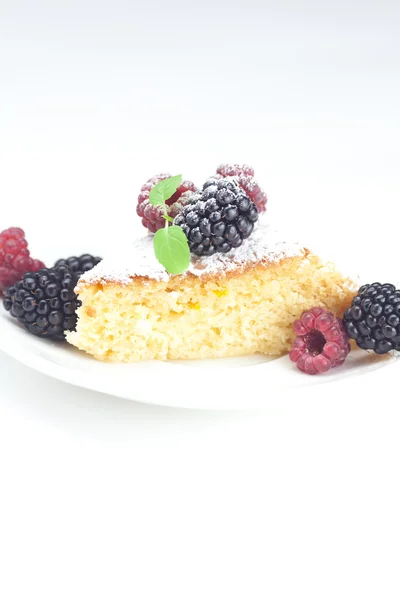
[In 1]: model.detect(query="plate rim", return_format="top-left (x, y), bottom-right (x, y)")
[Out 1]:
top-left (0, 308), bottom-right (398, 410)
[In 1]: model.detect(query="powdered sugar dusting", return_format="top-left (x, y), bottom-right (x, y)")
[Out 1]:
top-left (77, 218), bottom-right (304, 288)
top-left (189, 221), bottom-right (303, 277)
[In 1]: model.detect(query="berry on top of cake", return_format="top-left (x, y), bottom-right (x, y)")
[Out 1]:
top-left (135, 164), bottom-right (268, 235)
top-left (63, 171), bottom-right (357, 363)
top-left (136, 173), bottom-right (197, 233)
top-left (214, 163), bottom-right (268, 214)
top-left (174, 179), bottom-right (259, 257)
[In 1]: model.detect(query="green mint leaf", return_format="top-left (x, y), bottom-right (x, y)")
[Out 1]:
top-left (153, 225), bottom-right (190, 275)
top-left (149, 174), bottom-right (182, 206)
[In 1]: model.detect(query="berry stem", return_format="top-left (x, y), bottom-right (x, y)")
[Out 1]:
top-left (158, 197), bottom-right (171, 228)
top-left (163, 205), bottom-right (169, 230)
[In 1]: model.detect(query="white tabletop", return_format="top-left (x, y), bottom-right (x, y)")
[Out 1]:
top-left (1, 2), bottom-right (400, 598)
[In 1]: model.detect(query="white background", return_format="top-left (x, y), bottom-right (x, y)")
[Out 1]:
top-left (1, 1), bottom-right (400, 598)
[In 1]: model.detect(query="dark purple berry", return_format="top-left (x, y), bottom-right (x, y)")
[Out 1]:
top-left (344, 283), bottom-right (400, 355)
top-left (3, 254), bottom-right (101, 340)
top-left (174, 179), bottom-right (259, 258)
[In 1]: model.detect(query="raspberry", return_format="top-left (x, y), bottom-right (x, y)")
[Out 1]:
top-left (31, 259), bottom-right (46, 271)
top-left (236, 175), bottom-right (267, 214)
top-left (215, 164), bottom-right (267, 213)
top-left (174, 179), bottom-right (259, 257)
top-left (289, 307), bottom-right (350, 375)
top-left (343, 283), bottom-right (400, 354)
top-left (216, 164), bottom-right (255, 178)
top-left (0, 227), bottom-right (45, 293)
top-left (136, 174), bottom-right (198, 233)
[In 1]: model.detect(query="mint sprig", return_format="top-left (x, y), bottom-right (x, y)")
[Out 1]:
top-left (149, 175), bottom-right (183, 208)
top-left (149, 175), bottom-right (191, 275)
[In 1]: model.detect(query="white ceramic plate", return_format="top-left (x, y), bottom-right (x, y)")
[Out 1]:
top-left (0, 306), bottom-right (398, 409)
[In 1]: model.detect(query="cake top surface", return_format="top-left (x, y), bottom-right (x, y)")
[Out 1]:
top-left (78, 218), bottom-right (304, 287)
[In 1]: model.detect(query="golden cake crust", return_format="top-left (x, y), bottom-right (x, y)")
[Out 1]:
top-left (75, 221), bottom-right (307, 290)
top-left (76, 248), bottom-right (310, 292)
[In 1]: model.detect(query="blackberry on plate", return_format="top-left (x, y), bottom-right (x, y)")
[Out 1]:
top-left (174, 179), bottom-right (259, 257)
top-left (343, 283), bottom-right (400, 354)
top-left (54, 254), bottom-right (102, 277)
top-left (3, 254), bottom-right (102, 340)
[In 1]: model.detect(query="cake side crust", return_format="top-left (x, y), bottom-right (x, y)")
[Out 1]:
top-left (75, 247), bottom-right (309, 292)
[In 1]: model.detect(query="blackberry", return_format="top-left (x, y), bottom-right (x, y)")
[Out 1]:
top-left (343, 283), bottom-right (400, 354)
top-left (54, 254), bottom-right (102, 278)
top-left (207, 164), bottom-right (268, 213)
top-left (3, 254), bottom-right (102, 340)
top-left (174, 179), bottom-right (259, 257)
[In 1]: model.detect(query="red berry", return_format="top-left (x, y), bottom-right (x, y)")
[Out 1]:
top-left (323, 342), bottom-right (341, 360)
top-left (30, 258), bottom-right (46, 271)
top-left (136, 174), bottom-right (198, 233)
top-left (215, 164), bottom-right (267, 213)
top-left (293, 319), bottom-right (308, 336)
top-left (289, 307), bottom-right (351, 375)
top-left (315, 311), bottom-right (335, 332)
top-left (216, 164), bottom-right (255, 178)
top-left (314, 354), bottom-right (332, 373)
top-left (0, 228), bottom-right (45, 292)
top-left (301, 310), bottom-right (315, 330)
top-left (0, 266), bottom-right (21, 291)
top-left (236, 175), bottom-right (267, 213)
top-left (12, 248), bottom-right (31, 272)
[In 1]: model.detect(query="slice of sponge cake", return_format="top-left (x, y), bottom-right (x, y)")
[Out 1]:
top-left (66, 224), bottom-right (355, 362)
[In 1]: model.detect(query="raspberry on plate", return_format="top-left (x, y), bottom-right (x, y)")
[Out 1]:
top-left (136, 174), bottom-right (198, 233)
top-left (0, 227), bottom-right (45, 292)
top-left (289, 307), bottom-right (351, 374)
